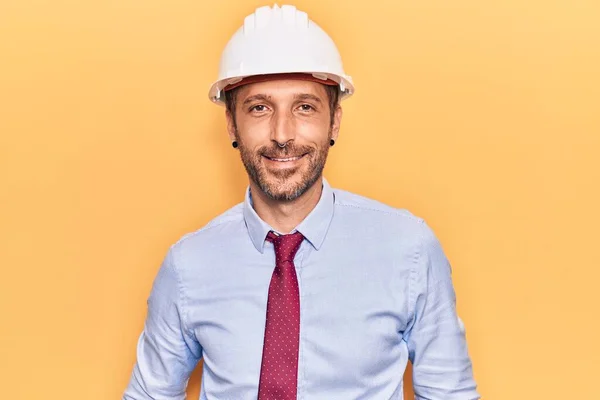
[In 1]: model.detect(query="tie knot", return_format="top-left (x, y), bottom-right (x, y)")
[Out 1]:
top-left (266, 231), bottom-right (304, 262)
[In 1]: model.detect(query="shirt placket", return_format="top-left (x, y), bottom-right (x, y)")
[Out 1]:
top-left (294, 243), bottom-right (307, 400)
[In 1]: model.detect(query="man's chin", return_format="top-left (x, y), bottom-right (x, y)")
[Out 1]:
top-left (257, 174), bottom-right (314, 202)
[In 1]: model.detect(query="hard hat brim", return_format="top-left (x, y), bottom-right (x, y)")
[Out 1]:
top-left (222, 72), bottom-right (339, 92)
top-left (209, 71), bottom-right (354, 106)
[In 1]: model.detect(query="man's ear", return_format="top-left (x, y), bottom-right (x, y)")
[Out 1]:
top-left (330, 104), bottom-right (343, 141)
top-left (226, 110), bottom-right (236, 141)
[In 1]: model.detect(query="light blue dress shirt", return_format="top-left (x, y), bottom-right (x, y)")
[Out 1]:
top-left (123, 178), bottom-right (479, 399)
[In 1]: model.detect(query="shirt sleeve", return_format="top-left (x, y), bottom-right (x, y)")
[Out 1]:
top-left (405, 222), bottom-right (480, 400)
top-left (123, 247), bottom-right (202, 399)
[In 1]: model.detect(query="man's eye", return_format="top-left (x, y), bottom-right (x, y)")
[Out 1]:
top-left (250, 105), bottom-right (267, 112)
top-left (299, 104), bottom-right (314, 112)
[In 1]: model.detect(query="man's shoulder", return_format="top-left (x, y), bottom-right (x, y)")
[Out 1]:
top-left (332, 186), bottom-right (424, 226)
top-left (171, 201), bottom-right (245, 250)
top-left (332, 187), bottom-right (445, 255)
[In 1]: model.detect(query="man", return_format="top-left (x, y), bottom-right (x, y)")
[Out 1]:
top-left (124, 4), bottom-right (479, 399)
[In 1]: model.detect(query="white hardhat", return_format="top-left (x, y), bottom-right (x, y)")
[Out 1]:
top-left (208, 4), bottom-right (354, 105)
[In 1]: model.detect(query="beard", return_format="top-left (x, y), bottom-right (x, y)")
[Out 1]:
top-left (235, 132), bottom-right (331, 202)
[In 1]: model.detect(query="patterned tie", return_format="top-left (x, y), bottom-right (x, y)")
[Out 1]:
top-left (257, 230), bottom-right (305, 400)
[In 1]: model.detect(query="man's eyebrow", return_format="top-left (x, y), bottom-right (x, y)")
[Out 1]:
top-left (294, 93), bottom-right (323, 104)
top-left (242, 94), bottom-right (272, 106)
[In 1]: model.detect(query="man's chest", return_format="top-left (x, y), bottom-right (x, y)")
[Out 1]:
top-left (183, 250), bottom-right (413, 395)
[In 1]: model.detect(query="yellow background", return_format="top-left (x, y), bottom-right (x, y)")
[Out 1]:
top-left (1, 0), bottom-right (599, 398)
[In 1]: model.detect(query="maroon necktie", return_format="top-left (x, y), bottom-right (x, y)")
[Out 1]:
top-left (257, 231), bottom-right (304, 400)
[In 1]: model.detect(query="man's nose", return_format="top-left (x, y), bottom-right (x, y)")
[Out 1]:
top-left (270, 110), bottom-right (296, 146)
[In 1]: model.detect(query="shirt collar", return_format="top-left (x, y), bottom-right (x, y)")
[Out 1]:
top-left (243, 178), bottom-right (335, 253)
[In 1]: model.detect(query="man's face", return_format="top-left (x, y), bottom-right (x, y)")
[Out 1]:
top-left (227, 79), bottom-right (341, 202)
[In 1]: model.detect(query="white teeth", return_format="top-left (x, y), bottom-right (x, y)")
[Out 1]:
top-left (270, 156), bottom-right (301, 162)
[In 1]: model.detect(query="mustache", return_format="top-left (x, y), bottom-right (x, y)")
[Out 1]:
top-left (258, 143), bottom-right (313, 158)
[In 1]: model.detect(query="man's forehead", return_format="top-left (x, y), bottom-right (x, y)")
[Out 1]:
top-left (237, 79), bottom-right (328, 101)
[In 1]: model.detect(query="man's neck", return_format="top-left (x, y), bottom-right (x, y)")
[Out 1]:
top-left (250, 178), bottom-right (323, 234)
